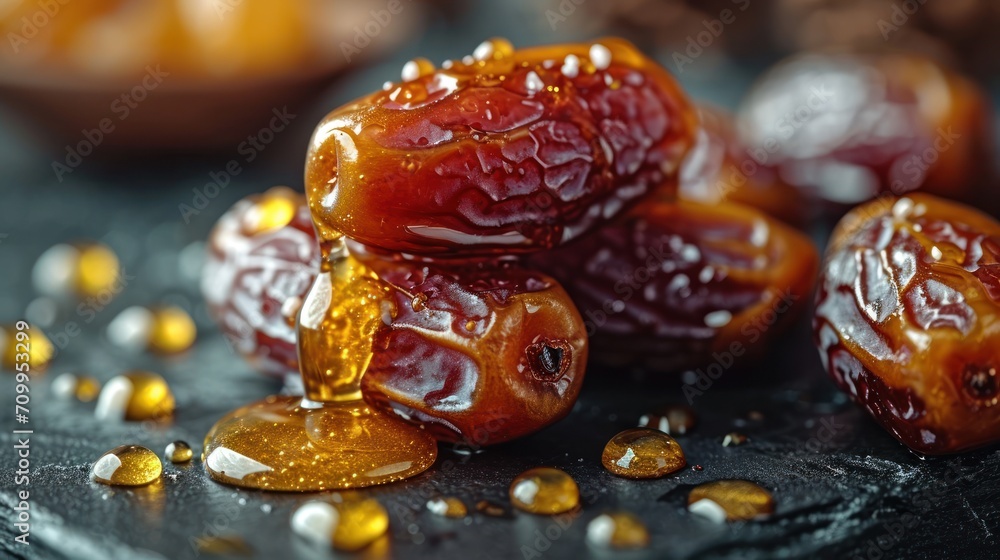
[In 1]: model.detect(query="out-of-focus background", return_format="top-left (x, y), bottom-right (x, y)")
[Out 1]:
top-left (1, 2), bottom-right (999, 559)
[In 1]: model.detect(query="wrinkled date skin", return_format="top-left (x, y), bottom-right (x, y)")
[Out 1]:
top-left (203, 187), bottom-right (320, 377)
top-left (305, 37), bottom-right (697, 256)
top-left (679, 104), bottom-right (806, 226)
top-left (815, 194), bottom-right (1000, 454)
top-left (737, 53), bottom-right (994, 212)
top-left (354, 250), bottom-right (588, 444)
top-left (530, 200), bottom-right (818, 371)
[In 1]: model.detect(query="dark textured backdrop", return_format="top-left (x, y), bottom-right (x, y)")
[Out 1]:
top-left (1, 1), bottom-right (998, 559)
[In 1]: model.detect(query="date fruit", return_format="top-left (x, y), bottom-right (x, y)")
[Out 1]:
top-left (203, 186), bottom-right (320, 376)
top-left (679, 104), bottom-right (805, 226)
top-left (737, 53), bottom-right (994, 211)
top-left (305, 38), bottom-right (697, 256)
top-left (529, 199), bottom-right (817, 371)
top-left (353, 250), bottom-right (589, 444)
top-left (815, 194), bottom-right (1000, 454)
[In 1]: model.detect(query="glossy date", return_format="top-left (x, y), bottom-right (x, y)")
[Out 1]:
top-left (815, 194), bottom-right (1000, 454)
top-left (355, 252), bottom-right (589, 444)
top-left (529, 199), bottom-right (818, 371)
top-left (305, 38), bottom-right (697, 256)
top-left (737, 52), bottom-right (994, 211)
top-left (203, 187), bottom-right (320, 377)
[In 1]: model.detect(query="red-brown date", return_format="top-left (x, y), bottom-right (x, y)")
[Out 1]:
top-left (355, 250), bottom-right (589, 444)
top-left (529, 199), bottom-right (818, 371)
top-left (737, 53), bottom-right (994, 212)
top-left (815, 194), bottom-right (1000, 454)
top-left (305, 38), bottom-right (697, 257)
top-left (680, 103), bottom-right (806, 226)
top-left (203, 187), bottom-right (320, 377)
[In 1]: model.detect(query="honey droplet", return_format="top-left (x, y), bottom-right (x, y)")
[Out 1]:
top-left (165, 441), bottom-right (194, 463)
top-left (95, 371), bottom-right (175, 421)
top-left (602, 428), bottom-right (686, 479)
top-left (51, 373), bottom-right (101, 402)
top-left (205, 243), bottom-right (435, 492)
top-left (475, 500), bottom-right (508, 517)
top-left (91, 445), bottom-right (162, 486)
top-left (291, 495), bottom-right (389, 551)
top-left (410, 292), bottom-right (428, 312)
top-left (0, 324), bottom-right (54, 372)
top-left (203, 396), bottom-right (437, 491)
top-left (638, 404), bottom-right (696, 435)
top-left (243, 187), bottom-right (298, 235)
top-left (722, 432), bottom-right (748, 447)
top-left (688, 480), bottom-right (774, 522)
top-left (297, 249), bottom-right (389, 402)
top-left (76, 243), bottom-right (121, 298)
top-left (427, 497), bottom-right (468, 518)
top-left (194, 535), bottom-right (253, 556)
top-left (107, 305), bottom-right (196, 355)
top-left (509, 467), bottom-right (579, 515)
top-left (586, 512), bottom-right (650, 549)
top-left (148, 306), bottom-right (197, 354)
top-left (473, 37), bottom-right (514, 61)
top-left (401, 57), bottom-right (436, 81)
top-left (32, 242), bottom-right (120, 299)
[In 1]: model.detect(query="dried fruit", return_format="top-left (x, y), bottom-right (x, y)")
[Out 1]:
top-left (356, 250), bottom-right (588, 444)
top-left (679, 104), bottom-right (806, 225)
top-left (530, 199), bottom-right (817, 370)
top-left (815, 194), bottom-right (1000, 454)
top-left (305, 38), bottom-right (697, 257)
top-left (203, 186), bottom-right (320, 376)
top-left (737, 53), bottom-right (995, 210)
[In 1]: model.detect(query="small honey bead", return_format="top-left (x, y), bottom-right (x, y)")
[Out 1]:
top-left (586, 512), bottom-right (650, 549)
top-left (426, 497), bottom-right (468, 518)
top-left (509, 467), bottom-right (579, 515)
top-left (688, 480), bottom-right (774, 522)
top-left (242, 187), bottom-right (298, 235)
top-left (291, 495), bottom-right (389, 551)
top-left (51, 373), bottom-right (100, 402)
top-left (91, 445), bottom-right (162, 486)
top-left (638, 404), bottom-right (697, 435)
top-left (1, 324), bottom-right (54, 372)
top-left (95, 371), bottom-right (175, 421)
top-left (165, 441), bottom-right (194, 463)
top-left (602, 428), bottom-right (686, 479)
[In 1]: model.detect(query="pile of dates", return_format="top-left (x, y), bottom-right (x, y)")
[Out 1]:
top-left (204, 39), bottom-right (999, 454)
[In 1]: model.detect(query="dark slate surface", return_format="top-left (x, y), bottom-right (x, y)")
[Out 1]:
top-left (1, 1), bottom-right (999, 559)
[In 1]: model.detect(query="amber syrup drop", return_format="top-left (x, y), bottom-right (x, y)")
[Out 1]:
top-left (509, 467), bottom-right (580, 515)
top-left (202, 238), bottom-right (437, 491)
top-left (92, 445), bottom-right (162, 486)
top-left (687, 480), bottom-right (774, 521)
top-left (602, 428), bottom-right (686, 479)
top-left (586, 511), bottom-right (650, 549)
